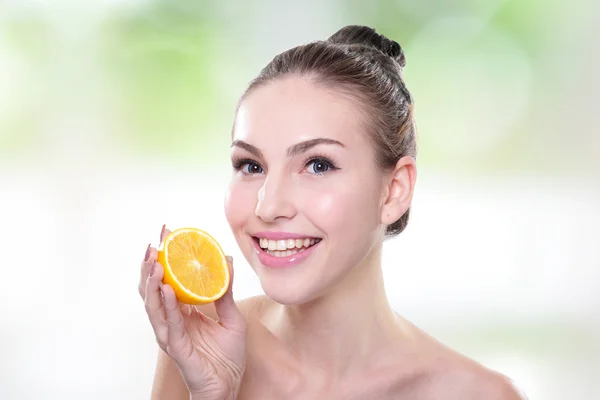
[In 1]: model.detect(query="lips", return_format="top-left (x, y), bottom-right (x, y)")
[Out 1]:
top-left (250, 233), bottom-right (322, 268)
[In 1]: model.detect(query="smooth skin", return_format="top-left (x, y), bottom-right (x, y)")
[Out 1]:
top-left (139, 76), bottom-right (527, 399)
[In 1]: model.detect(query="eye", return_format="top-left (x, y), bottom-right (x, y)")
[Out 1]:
top-left (241, 161), bottom-right (264, 174)
top-left (233, 158), bottom-right (264, 175)
top-left (304, 157), bottom-right (337, 174)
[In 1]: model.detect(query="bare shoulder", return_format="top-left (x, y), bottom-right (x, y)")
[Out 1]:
top-left (390, 322), bottom-right (527, 400)
top-left (416, 351), bottom-right (528, 400)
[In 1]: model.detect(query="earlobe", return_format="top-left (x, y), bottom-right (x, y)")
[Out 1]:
top-left (380, 156), bottom-right (417, 225)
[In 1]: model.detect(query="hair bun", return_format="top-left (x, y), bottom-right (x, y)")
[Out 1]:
top-left (327, 25), bottom-right (406, 68)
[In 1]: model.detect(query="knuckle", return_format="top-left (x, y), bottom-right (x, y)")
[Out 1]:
top-left (166, 315), bottom-right (179, 326)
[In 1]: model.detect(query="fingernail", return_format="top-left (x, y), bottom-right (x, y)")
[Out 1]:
top-left (150, 260), bottom-right (156, 277)
top-left (144, 243), bottom-right (151, 262)
top-left (160, 224), bottom-right (166, 242)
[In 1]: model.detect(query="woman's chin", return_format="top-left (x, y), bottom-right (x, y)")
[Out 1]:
top-left (259, 279), bottom-right (317, 306)
top-left (248, 248), bottom-right (332, 305)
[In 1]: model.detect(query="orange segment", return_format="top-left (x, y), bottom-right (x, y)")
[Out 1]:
top-left (157, 228), bottom-right (230, 305)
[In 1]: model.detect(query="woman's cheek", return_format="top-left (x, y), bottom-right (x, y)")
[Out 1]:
top-left (225, 179), bottom-right (259, 227)
top-left (298, 184), bottom-right (348, 230)
top-left (298, 176), bottom-right (377, 235)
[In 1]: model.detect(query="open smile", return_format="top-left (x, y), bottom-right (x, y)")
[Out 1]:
top-left (250, 233), bottom-right (322, 268)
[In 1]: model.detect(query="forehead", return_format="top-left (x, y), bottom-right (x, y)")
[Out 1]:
top-left (233, 76), bottom-right (368, 148)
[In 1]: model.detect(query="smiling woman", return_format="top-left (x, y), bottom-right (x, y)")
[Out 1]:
top-left (138, 25), bottom-right (526, 399)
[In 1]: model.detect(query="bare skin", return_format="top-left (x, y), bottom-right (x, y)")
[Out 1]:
top-left (141, 231), bottom-right (524, 400)
top-left (140, 77), bottom-right (526, 399)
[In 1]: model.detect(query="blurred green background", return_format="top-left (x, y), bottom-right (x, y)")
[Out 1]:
top-left (1, 0), bottom-right (598, 399)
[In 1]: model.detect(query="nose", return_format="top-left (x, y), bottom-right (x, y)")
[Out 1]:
top-left (255, 174), bottom-right (296, 223)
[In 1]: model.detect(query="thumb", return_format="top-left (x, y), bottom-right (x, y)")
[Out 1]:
top-left (214, 256), bottom-right (245, 331)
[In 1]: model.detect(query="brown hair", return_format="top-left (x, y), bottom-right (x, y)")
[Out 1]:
top-left (237, 25), bottom-right (417, 237)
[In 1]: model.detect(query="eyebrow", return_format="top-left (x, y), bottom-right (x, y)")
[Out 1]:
top-left (230, 140), bottom-right (263, 158)
top-left (287, 138), bottom-right (345, 157)
top-left (230, 138), bottom-right (344, 158)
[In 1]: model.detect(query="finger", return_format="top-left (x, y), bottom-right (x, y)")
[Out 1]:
top-left (140, 223), bottom-right (169, 299)
top-left (145, 261), bottom-right (168, 345)
top-left (160, 224), bottom-right (172, 246)
top-left (162, 283), bottom-right (193, 359)
top-left (214, 256), bottom-right (245, 331)
top-left (138, 243), bottom-right (150, 297)
top-left (139, 243), bottom-right (158, 299)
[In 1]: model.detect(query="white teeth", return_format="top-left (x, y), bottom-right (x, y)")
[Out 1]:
top-left (258, 237), bottom-right (321, 251)
top-left (266, 249), bottom-right (299, 257)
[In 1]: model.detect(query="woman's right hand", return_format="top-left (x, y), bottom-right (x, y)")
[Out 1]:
top-left (138, 226), bottom-right (247, 400)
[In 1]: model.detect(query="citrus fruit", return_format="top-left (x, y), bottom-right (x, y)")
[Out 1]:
top-left (157, 228), bottom-right (230, 305)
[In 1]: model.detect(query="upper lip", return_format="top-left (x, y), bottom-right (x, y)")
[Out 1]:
top-left (252, 231), bottom-right (320, 240)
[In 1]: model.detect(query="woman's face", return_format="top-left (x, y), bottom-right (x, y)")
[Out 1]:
top-left (224, 76), bottom-right (389, 305)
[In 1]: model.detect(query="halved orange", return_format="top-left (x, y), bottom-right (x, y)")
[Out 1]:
top-left (157, 228), bottom-right (230, 305)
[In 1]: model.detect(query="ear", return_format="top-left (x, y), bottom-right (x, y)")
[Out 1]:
top-left (380, 156), bottom-right (417, 226)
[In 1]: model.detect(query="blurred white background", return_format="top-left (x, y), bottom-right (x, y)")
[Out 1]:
top-left (1, 0), bottom-right (599, 399)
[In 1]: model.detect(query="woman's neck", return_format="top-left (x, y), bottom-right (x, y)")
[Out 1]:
top-left (268, 245), bottom-right (408, 378)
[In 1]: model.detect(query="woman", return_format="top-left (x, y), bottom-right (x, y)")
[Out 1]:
top-left (139, 25), bottom-right (526, 399)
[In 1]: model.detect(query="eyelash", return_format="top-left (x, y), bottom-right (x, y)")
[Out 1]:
top-left (231, 157), bottom-right (262, 174)
top-left (304, 156), bottom-right (339, 175)
top-left (231, 155), bottom-right (339, 175)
